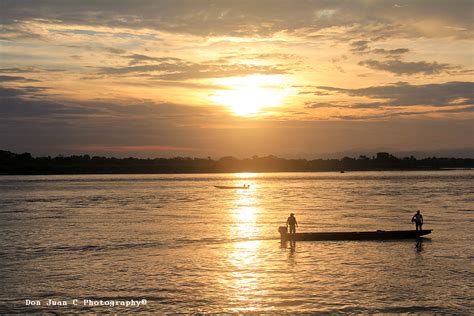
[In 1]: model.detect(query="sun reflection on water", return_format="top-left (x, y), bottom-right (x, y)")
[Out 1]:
top-left (234, 172), bottom-right (258, 179)
top-left (222, 173), bottom-right (266, 311)
top-left (225, 240), bottom-right (264, 311)
top-left (229, 191), bottom-right (260, 239)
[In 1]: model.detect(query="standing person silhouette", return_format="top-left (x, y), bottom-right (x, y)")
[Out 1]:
top-left (411, 210), bottom-right (424, 231)
top-left (287, 213), bottom-right (298, 234)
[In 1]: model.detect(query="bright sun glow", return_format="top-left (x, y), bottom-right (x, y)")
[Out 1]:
top-left (210, 75), bottom-right (289, 116)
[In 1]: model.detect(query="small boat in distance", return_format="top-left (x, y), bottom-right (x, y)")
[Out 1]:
top-left (278, 226), bottom-right (432, 242)
top-left (214, 185), bottom-right (250, 189)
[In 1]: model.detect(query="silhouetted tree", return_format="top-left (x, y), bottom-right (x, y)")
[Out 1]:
top-left (0, 150), bottom-right (472, 175)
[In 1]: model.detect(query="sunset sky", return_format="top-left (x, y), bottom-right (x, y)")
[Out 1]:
top-left (1, 0), bottom-right (473, 158)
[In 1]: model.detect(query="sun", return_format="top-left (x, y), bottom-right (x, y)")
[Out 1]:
top-left (209, 75), bottom-right (289, 116)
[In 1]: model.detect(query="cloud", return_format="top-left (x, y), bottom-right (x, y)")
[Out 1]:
top-left (371, 48), bottom-right (410, 56)
top-left (156, 64), bottom-right (289, 81)
top-left (224, 52), bottom-right (299, 61)
top-left (0, 85), bottom-right (224, 121)
top-left (125, 54), bottom-right (181, 66)
top-left (103, 47), bottom-right (126, 54)
top-left (0, 67), bottom-right (66, 74)
top-left (66, 45), bottom-right (126, 55)
top-left (0, 75), bottom-right (39, 82)
top-left (0, 88), bottom-right (237, 157)
top-left (0, 86), bottom-right (112, 119)
top-left (0, 94), bottom-right (98, 117)
top-left (1, 1), bottom-right (472, 39)
top-left (304, 102), bottom-right (343, 109)
top-left (97, 57), bottom-right (290, 80)
top-left (349, 102), bottom-right (387, 109)
top-left (438, 105), bottom-right (474, 113)
top-left (316, 81), bottom-right (474, 108)
top-left (0, 1), bottom-right (472, 157)
top-left (350, 40), bottom-right (409, 56)
top-left (333, 106), bottom-right (474, 120)
top-left (121, 79), bottom-right (229, 90)
top-left (358, 59), bottom-right (453, 75)
top-left (0, 23), bottom-right (43, 41)
top-left (0, 86), bottom-right (48, 98)
top-left (350, 40), bottom-right (370, 52)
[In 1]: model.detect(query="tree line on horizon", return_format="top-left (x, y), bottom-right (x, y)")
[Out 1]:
top-left (0, 150), bottom-right (473, 175)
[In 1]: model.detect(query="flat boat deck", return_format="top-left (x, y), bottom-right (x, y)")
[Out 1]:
top-left (279, 226), bottom-right (432, 242)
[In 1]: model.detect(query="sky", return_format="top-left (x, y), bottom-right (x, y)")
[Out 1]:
top-left (0, 0), bottom-right (473, 158)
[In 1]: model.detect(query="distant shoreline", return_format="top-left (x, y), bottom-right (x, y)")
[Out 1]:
top-left (1, 150), bottom-right (473, 176)
top-left (0, 169), bottom-right (472, 177)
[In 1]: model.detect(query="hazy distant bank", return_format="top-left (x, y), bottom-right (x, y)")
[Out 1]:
top-left (1, 150), bottom-right (473, 175)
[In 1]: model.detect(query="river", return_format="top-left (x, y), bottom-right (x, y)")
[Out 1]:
top-left (0, 171), bottom-right (472, 313)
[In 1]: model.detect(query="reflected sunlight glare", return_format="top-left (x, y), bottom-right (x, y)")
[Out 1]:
top-left (226, 240), bottom-right (263, 311)
top-left (228, 183), bottom-right (261, 240)
top-left (234, 172), bottom-right (258, 179)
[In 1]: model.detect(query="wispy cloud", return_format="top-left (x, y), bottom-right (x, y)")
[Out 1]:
top-left (97, 58), bottom-right (290, 80)
top-left (304, 102), bottom-right (344, 109)
top-left (350, 40), bottom-right (409, 57)
top-left (315, 81), bottom-right (474, 108)
top-left (358, 60), bottom-right (453, 75)
top-left (0, 67), bottom-right (65, 73)
top-left (350, 40), bottom-right (370, 53)
top-left (0, 75), bottom-right (40, 82)
top-left (333, 106), bottom-right (474, 121)
top-left (371, 48), bottom-right (410, 56)
top-left (125, 54), bottom-right (182, 66)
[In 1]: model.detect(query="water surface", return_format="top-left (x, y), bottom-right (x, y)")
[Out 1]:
top-left (0, 171), bottom-right (473, 313)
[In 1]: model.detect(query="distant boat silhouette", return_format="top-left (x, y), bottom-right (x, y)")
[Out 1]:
top-left (214, 185), bottom-right (249, 189)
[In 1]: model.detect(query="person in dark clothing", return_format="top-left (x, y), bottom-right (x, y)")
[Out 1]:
top-left (411, 210), bottom-right (424, 231)
top-left (287, 213), bottom-right (298, 234)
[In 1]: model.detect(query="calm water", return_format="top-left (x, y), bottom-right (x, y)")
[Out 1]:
top-left (0, 171), bottom-right (473, 313)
